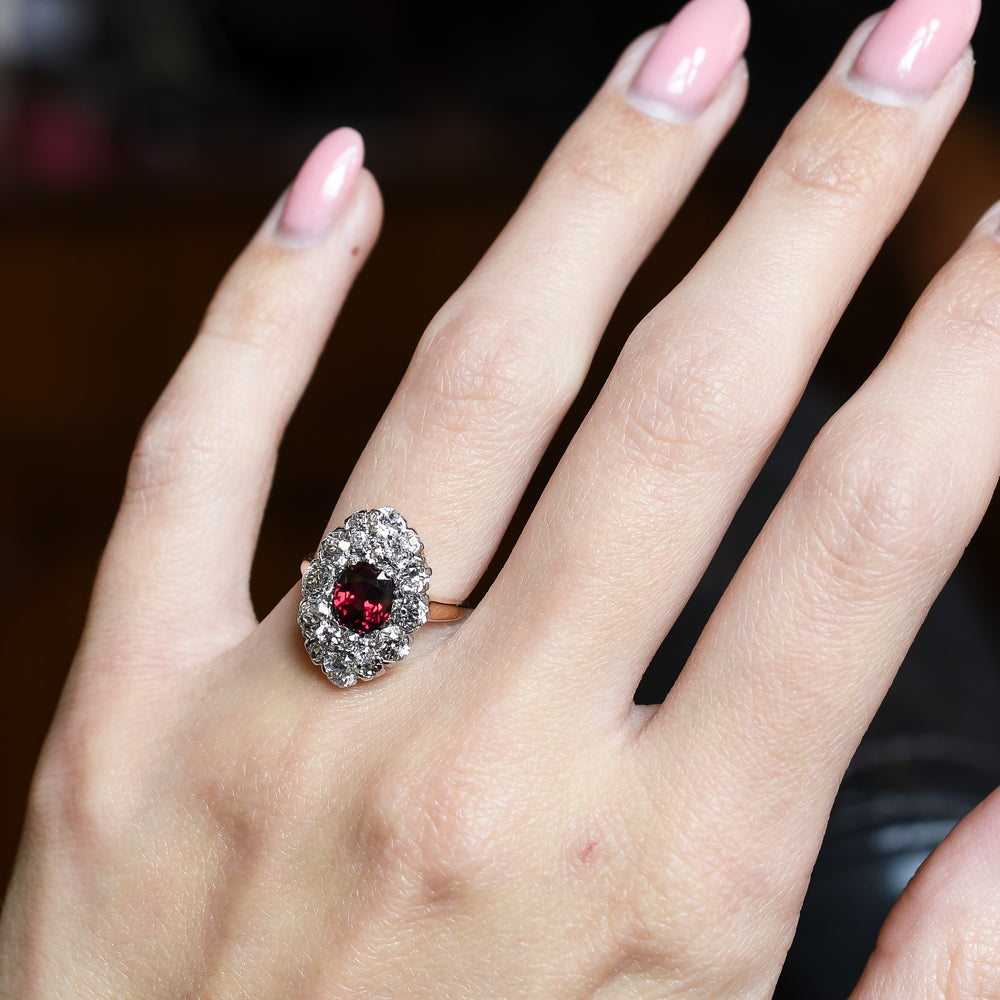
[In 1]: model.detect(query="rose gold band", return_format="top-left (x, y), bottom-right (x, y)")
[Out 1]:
top-left (426, 601), bottom-right (470, 622)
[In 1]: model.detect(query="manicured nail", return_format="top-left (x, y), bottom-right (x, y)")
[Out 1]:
top-left (628, 0), bottom-right (750, 119)
top-left (981, 200), bottom-right (1000, 241)
top-left (277, 127), bottom-right (364, 245)
top-left (853, 0), bottom-right (980, 99)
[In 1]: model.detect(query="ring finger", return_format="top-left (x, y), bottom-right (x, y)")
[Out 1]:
top-left (323, 0), bottom-right (751, 604)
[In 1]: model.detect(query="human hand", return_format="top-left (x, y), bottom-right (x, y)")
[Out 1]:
top-left (3, 0), bottom-right (1000, 997)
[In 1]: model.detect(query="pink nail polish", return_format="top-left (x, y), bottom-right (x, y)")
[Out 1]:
top-left (277, 127), bottom-right (364, 244)
top-left (853, 0), bottom-right (980, 98)
top-left (628, 0), bottom-right (750, 118)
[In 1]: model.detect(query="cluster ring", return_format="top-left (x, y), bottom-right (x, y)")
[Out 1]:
top-left (298, 507), bottom-right (464, 687)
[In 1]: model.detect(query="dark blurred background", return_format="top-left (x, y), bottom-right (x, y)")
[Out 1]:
top-left (3, 0), bottom-right (1000, 990)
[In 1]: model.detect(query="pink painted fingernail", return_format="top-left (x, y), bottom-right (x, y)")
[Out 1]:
top-left (853, 0), bottom-right (980, 99)
top-left (628, 0), bottom-right (750, 119)
top-left (277, 127), bottom-right (364, 245)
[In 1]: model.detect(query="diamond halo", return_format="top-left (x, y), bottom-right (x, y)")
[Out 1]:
top-left (298, 507), bottom-right (432, 687)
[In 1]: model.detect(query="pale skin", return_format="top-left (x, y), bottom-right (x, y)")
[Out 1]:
top-left (4, 12), bottom-right (1000, 1000)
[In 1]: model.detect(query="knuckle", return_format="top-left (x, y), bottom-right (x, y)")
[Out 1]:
top-left (407, 306), bottom-right (572, 440)
top-left (124, 411), bottom-right (186, 505)
top-left (771, 107), bottom-right (897, 214)
top-left (27, 711), bottom-right (123, 850)
top-left (937, 920), bottom-right (1000, 1000)
top-left (801, 421), bottom-right (948, 592)
top-left (614, 780), bottom-right (796, 995)
top-left (122, 399), bottom-right (243, 509)
top-left (551, 113), bottom-right (658, 209)
top-left (614, 834), bottom-right (785, 999)
top-left (614, 343), bottom-right (747, 481)
top-left (941, 269), bottom-right (1000, 356)
top-left (196, 726), bottom-right (330, 857)
top-left (203, 262), bottom-right (294, 354)
top-left (353, 739), bottom-right (531, 910)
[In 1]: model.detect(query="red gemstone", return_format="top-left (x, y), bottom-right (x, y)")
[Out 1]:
top-left (332, 563), bottom-right (394, 632)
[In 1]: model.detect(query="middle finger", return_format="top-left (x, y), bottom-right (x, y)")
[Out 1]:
top-left (484, 1), bottom-right (979, 708)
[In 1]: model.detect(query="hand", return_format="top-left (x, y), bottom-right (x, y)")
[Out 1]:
top-left (3, 0), bottom-right (999, 996)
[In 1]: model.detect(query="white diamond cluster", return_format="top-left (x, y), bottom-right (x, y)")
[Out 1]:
top-left (298, 507), bottom-right (431, 687)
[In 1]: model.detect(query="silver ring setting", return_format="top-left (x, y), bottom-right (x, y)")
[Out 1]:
top-left (298, 507), bottom-right (433, 686)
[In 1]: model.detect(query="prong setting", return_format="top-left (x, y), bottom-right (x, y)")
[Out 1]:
top-left (298, 507), bottom-right (431, 686)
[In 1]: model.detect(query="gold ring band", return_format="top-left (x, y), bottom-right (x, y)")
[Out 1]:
top-left (298, 507), bottom-right (468, 686)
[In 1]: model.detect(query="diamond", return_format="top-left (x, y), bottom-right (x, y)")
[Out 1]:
top-left (354, 654), bottom-right (384, 680)
top-left (299, 508), bottom-right (433, 685)
top-left (301, 561), bottom-right (333, 600)
top-left (396, 556), bottom-right (431, 594)
top-left (375, 624), bottom-right (410, 663)
top-left (392, 593), bottom-right (429, 631)
top-left (322, 662), bottom-right (358, 687)
top-left (319, 530), bottom-right (351, 566)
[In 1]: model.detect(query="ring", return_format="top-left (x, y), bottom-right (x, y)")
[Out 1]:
top-left (297, 507), bottom-right (466, 687)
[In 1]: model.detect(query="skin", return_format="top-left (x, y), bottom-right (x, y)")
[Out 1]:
top-left (3, 15), bottom-right (1000, 1000)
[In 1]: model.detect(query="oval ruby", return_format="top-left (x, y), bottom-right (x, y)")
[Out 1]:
top-left (332, 563), bottom-right (394, 632)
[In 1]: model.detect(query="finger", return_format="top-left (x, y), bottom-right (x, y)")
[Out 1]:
top-left (485, 0), bottom-right (979, 706)
top-left (850, 786), bottom-right (1000, 1000)
top-left (322, 0), bottom-right (750, 603)
top-left (95, 129), bottom-right (382, 655)
top-left (640, 204), bottom-right (1000, 953)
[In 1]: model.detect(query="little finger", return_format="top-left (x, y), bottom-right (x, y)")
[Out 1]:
top-left (640, 205), bottom-right (1000, 958)
top-left (96, 130), bottom-right (381, 656)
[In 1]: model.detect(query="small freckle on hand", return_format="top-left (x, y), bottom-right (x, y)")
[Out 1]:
top-left (351, 245), bottom-right (360, 257)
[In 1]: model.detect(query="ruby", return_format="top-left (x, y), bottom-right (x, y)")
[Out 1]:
top-left (332, 563), bottom-right (394, 633)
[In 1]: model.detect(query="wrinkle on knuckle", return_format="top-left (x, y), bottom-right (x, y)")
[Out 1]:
top-left (122, 402), bottom-right (245, 510)
top-left (940, 273), bottom-right (1000, 359)
top-left (550, 111), bottom-right (663, 209)
top-left (770, 107), bottom-right (897, 216)
top-left (407, 309), bottom-right (570, 441)
top-left (614, 819), bottom-right (711, 962)
top-left (605, 892), bottom-right (674, 985)
top-left (195, 726), bottom-right (328, 858)
top-left (937, 920), bottom-right (1000, 1000)
top-left (614, 348), bottom-right (746, 481)
top-left (800, 424), bottom-right (948, 596)
top-left (353, 744), bottom-right (530, 912)
top-left (203, 302), bottom-right (281, 356)
top-left (202, 260), bottom-right (298, 354)
top-left (629, 768), bottom-right (822, 986)
top-left (611, 839), bottom-right (781, 1000)
top-left (28, 712), bottom-right (125, 850)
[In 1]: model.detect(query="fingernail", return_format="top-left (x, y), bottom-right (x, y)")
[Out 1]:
top-left (852, 0), bottom-right (980, 99)
top-left (628, 0), bottom-right (750, 119)
top-left (276, 127), bottom-right (364, 245)
top-left (981, 201), bottom-right (1000, 241)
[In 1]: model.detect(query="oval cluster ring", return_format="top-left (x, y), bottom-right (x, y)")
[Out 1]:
top-left (298, 507), bottom-right (452, 687)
